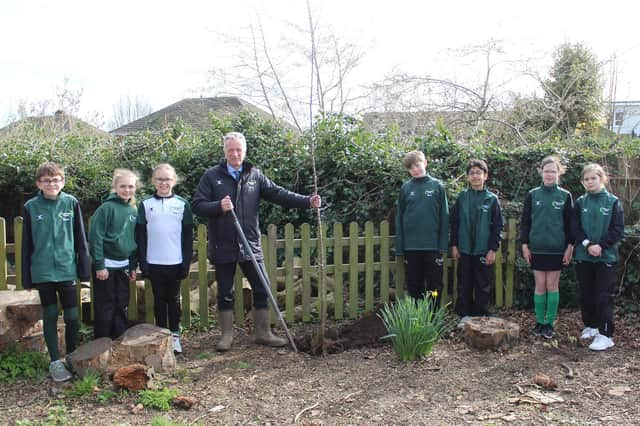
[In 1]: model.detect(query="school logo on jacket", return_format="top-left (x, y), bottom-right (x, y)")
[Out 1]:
top-left (599, 207), bottom-right (610, 216)
top-left (481, 204), bottom-right (490, 212)
top-left (424, 190), bottom-right (434, 197)
top-left (552, 200), bottom-right (565, 210)
top-left (129, 215), bottom-right (137, 222)
top-left (58, 211), bottom-right (73, 221)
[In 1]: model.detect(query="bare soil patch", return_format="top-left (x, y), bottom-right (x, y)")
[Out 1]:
top-left (1, 308), bottom-right (639, 425)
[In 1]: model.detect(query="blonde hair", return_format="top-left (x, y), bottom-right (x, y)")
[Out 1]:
top-left (539, 156), bottom-right (566, 176)
top-left (152, 163), bottom-right (179, 181)
top-left (403, 150), bottom-right (426, 169)
top-left (582, 163), bottom-right (609, 187)
top-left (111, 168), bottom-right (139, 207)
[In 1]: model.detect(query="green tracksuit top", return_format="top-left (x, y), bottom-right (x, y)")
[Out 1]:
top-left (395, 175), bottom-right (449, 254)
top-left (520, 185), bottom-right (573, 255)
top-left (574, 190), bottom-right (623, 263)
top-left (21, 191), bottom-right (90, 288)
top-left (89, 192), bottom-right (137, 270)
top-left (451, 188), bottom-right (503, 256)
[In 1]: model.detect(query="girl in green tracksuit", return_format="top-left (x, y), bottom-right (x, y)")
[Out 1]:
top-left (89, 169), bottom-right (138, 339)
top-left (573, 163), bottom-right (624, 351)
top-left (519, 156), bottom-right (574, 339)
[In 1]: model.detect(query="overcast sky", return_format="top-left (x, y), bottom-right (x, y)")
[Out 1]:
top-left (1, 0), bottom-right (639, 129)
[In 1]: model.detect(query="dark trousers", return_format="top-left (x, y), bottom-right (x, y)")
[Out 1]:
top-left (215, 261), bottom-right (268, 311)
top-left (404, 251), bottom-right (443, 306)
top-left (35, 281), bottom-right (79, 358)
top-left (455, 254), bottom-right (492, 317)
top-left (149, 264), bottom-right (182, 332)
top-left (93, 267), bottom-right (130, 339)
top-left (575, 261), bottom-right (616, 337)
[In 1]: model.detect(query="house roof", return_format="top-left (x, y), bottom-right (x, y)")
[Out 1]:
top-left (110, 97), bottom-right (276, 136)
top-left (0, 110), bottom-right (110, 140)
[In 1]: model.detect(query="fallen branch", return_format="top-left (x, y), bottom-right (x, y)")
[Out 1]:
top-left (294, 402), bottom-right (320, 424)
top-left (561, 363), bottom-right (575, 379)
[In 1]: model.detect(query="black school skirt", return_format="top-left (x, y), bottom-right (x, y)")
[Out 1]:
top-left (530, 254), bottom-right (563, 271)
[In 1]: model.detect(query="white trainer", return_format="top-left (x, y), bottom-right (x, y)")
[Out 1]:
top-left (589, 334), bottom-right (614, 351)
top-left (580, 327), bottom-right (599, 340)
top-left (172, 333), bottom-right (183, 354)
top-left (457, 316), bottom-right (472, 329)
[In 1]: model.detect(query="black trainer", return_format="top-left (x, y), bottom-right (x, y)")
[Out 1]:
top-left (532, 323), bottom-right (544, 336)
top-left (542, 324), bottom-right (554, 339)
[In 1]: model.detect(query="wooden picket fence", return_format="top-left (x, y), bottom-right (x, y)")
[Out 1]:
top-left (0, 217), bottom-right (518, 327)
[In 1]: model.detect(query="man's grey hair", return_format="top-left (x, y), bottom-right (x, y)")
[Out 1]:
top-left (223, 132), bottom-right (247, 151)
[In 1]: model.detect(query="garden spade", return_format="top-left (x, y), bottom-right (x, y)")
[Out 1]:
top-left (229, 208), bottom-right (298, 352)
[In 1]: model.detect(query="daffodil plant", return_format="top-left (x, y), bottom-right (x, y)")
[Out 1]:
top-left (379, 292), bottom-right (451, 361)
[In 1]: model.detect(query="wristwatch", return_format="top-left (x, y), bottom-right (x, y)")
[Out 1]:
top-left (581, 239), bottom-right (590, 248)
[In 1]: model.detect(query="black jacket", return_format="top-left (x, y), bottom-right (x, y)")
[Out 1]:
top-left (191, 160), bottom-right (311, 263)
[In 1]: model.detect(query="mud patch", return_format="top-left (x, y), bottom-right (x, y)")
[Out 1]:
top-left (295, 311), bottom-right (389, 355)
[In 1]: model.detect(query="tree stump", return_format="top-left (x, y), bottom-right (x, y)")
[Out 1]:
top-left (70, 337), bottom-right (113, 377)
top-left (111, 323), bottom-right (176, 373)
top-left (113, 363), bottom-right (152, 391)
top-left (464, 316), bottom-right (520, 351)
top-left (0, 290), bottom-right (43, 351)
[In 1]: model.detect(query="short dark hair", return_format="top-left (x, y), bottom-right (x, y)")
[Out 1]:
top-left (36, 162), bottom-right (65, 181)
top-left (466, 159), bottom-right (488, 174)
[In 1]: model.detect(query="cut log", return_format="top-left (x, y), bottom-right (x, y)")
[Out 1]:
top-left (464, 316), bottom-right (520, 351)
top-left (0, 290), bottom-right (43, 350)
top-left (111, 323), bottom-right (176, 373)
top-left (113, 363), bottom-right (152, 391)
top-left (70, 337), bottom-right (113, 378)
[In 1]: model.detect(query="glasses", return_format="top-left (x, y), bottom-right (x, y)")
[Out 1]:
top-left (39, 178), bottom-right (64, 185)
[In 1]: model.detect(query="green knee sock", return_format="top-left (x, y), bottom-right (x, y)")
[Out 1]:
top-left (534, 293), bottom-right (546, 324)
top-left (546, 291), bottom-right (559, 326)
top-left (63, 307), bottom-right (79, 354)
top-left (42, 304), bottom-right (60, 362)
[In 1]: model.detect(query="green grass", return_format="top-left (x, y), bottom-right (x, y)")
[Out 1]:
top-left (379, 295), bottom-right (452, 362)
top-left (228, 360), bottom-right (253, 370)
top-left (65, 372), bottom-right (101, 398)
top-left (195, 351), bottom-right (215, 360)
top-left (0, 344), bottom-right (49, 382)
top-left (139, 388), bottom-right (179, 411)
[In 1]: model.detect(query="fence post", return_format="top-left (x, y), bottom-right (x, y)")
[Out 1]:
top-left (0, 218), bottom-right (7, 290)
top-left (13, 217), bottom-right (23, 290)
top-left (144, 278), bottom-right (154, 324)
top-left (284, 223), bottom-right (295, 323)
top-left (197, 224), bottom-right (209, 328)
top-left (506, 218), bottom-right (517, 308)
top-left (494, 240), bottom-right (504, 307)
top-left (333, 222), bottom-right (344, 319)
top-left (380, 221), bottom-right (390, 305)
top-left (348, 222), bottom-right (359, 318)
top-left (301, 223), bottom-right (311, 322)
top-left (364, 221), bottom-right (374, 312)
top-left (266, 224), bottom-right (278, 324)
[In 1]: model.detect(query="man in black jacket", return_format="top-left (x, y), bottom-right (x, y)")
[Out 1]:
top-left (192, 132), bottom-right (321, 351)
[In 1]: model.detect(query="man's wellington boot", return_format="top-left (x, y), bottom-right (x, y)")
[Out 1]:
top-left (216, 310), bottom-right (234, 352)
top-left (253, 308), bottom-right (287, 347)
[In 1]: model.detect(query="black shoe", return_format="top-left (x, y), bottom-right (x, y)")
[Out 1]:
top-left (532, 323), bottom-right (544, 336)
top-left (542, 324), bottom-right (554, 339)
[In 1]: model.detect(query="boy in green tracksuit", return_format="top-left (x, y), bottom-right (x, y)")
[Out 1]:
top-left (395, 151), bottom-right (449, 305)
top-left (450, 159), bottom-right (503, 322)
top-left (21, 162), bottom-right (90, 382)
